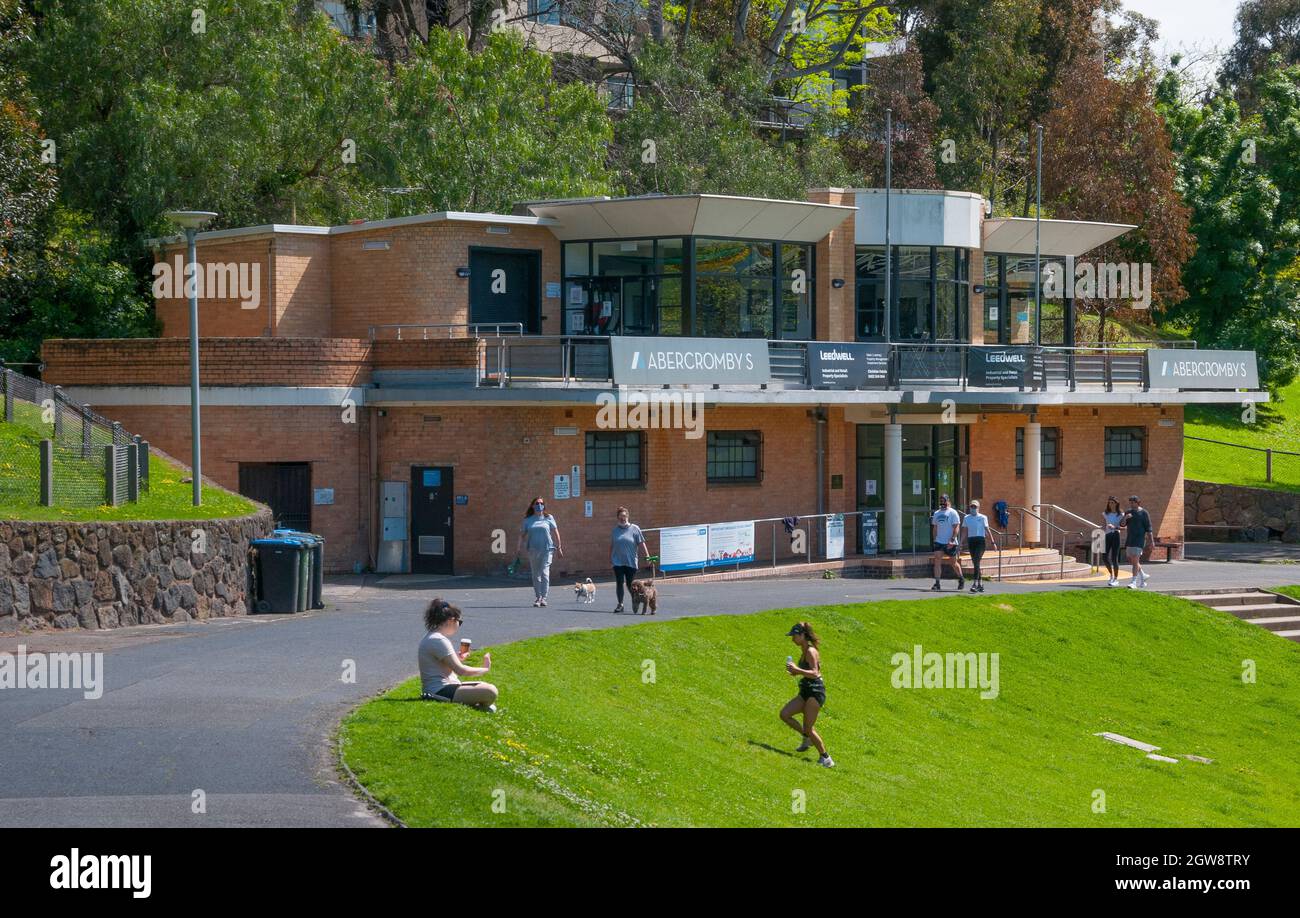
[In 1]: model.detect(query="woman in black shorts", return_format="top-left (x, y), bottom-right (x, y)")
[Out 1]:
top-left (779, 622), bottom-right (835, 768)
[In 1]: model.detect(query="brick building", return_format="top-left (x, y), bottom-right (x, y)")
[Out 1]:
top-left (42, 190), bottom-right (1266, 577)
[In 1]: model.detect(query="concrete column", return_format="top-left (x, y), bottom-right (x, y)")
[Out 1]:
top-left (1024, 419), bottom-right (1041, 544)
top-left (884, 421), bottom-right (903, 552)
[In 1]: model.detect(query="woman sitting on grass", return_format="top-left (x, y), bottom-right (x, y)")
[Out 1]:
top-left (418, 598), bottom-right (498, 713)
top-left (780, 622), bottom-right (834, 768)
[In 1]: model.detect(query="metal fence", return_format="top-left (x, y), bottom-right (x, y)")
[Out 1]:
top-left (0, 366), bottom-right (149, 509)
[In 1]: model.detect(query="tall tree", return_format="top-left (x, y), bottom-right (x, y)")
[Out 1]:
top-left (840, 45), bottom-right (941, 189)
top-left (1221, 0), bottom-right (1300, 99)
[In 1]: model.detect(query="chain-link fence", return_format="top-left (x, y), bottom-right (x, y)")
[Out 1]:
top-left (0, 366), bottom-right (149, 509)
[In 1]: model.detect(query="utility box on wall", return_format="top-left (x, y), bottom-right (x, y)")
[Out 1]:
top-left (378, 480), bottom-right (408, 573)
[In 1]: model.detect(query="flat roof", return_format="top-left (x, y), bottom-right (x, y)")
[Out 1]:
top-left (525, 193), bottom-right (856, 243)
top-left (149, 211), bottom-right (557, 247)
top-left (983, 217), bottom-right (1135, 257)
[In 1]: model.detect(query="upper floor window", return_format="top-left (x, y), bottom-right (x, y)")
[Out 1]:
top-left (1015, 427), bottom-right (1060, 474)
top-left (528, 0), bottom-right (564, 25)
top-left (855, 246), bottom-right (969, 343)
top-left (707, 431), bottom-right (762, 483)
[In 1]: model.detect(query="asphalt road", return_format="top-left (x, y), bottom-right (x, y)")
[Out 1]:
top-left (2, 559), bottom-right (1298, 827)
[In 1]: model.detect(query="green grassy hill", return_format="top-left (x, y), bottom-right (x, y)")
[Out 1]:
top-left (1185, 378), bottom-right (1300, 492)
top-left (340, 591), bottom-right (1300, 827)
top-left (0, 400), bottom-right (255, 521)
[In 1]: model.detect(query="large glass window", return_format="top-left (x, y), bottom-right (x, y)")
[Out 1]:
top-left (563, 239), bottom-right (684, 337)
top-left (855, 246), bottom-right (971, 343)
top-left (694, 239), bottom-right (776, 338)
top-left (586, 431), bottom-right (644, 486)
top-left (988, 253), bottom-right (1073, 346)
top-left (983, 255), bottom-right (1003, 341)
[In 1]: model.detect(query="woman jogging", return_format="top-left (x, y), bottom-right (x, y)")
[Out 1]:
top-left (779, 622), bottom-right (834, 768)
top-left (417, 598), bottom-right (498, 712)
top-left (610, 506), bottom-right (649, 613)
top-left (516, 497), bottom-right (563, 607)
top-left (1102, 497), bottom-right (1124, 586)
top-left (959, 500), bottom-right (996, 593)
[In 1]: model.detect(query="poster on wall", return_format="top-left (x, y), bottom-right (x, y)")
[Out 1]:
top-left (660, 526), bottom-right (708, 571)
top-left (570, 465), bottom-right (581, 497)
top-left (826, 515), bottom-right (845, 560)
top-left (861, 514), bottom-right (879, 556)
top-left (707, 520), bottom-right (756, 567)
top-left (553, 474), bottom-right (570, 500)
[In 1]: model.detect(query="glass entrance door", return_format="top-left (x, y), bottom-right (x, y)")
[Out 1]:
top-left (857, 424), bottom-right (968, 553)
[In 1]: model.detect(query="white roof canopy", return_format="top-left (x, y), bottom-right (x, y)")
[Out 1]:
top-left (982, 217), bottom-right (1135, 257)
top-left (526, 194), bottom-right (856, 243)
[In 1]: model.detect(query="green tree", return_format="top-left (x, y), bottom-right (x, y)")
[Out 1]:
top-left (1160, 61), bottom-right (1300, 389)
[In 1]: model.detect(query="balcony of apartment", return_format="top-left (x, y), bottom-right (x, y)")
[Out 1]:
top-left (363, 324), bottom-right (1267, 407)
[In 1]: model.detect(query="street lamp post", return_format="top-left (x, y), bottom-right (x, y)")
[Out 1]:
top-left (164, 210), bottom-right (217, 507)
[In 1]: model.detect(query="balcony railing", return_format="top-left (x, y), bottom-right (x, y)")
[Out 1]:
top-left (469, 335), bottom-right (1217, 393)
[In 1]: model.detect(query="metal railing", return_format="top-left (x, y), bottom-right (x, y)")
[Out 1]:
top-left (1184, 434), bottom-right (1300, 484)
top-left (1034, 503), bottom-right (1101, 572)
top-left (467, 335), bottom-right (1229, 393)
top-left (1, 365), bottom-right (148, 508)
top-left (1006, 505), bottom-right (1081, 578)
top-left (369, 322), bottom-right (525, 341)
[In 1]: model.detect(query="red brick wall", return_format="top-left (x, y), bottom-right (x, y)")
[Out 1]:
top-left (375, 404), bottom-right (827, 577)
top-left (154, 237), bottom-right (276, 338)
top-left (808, 189), bottom-right (857, 342)
top-left (329, 223), bottom-right (563, 339)
top-left (43, 339), bottom-right (374, 388)
top-left (85, 404), bottom-right (369, 574)
top-left (969, 405), bottom-right (1185, 540)
top-left (272, 234), bottom-right (332, 337)
top-left (371, 339), bottom-right (484, 370)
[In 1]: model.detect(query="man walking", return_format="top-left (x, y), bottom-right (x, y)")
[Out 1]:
top-left (1124, 495), bottom-right (1154, 589)
top-left (930, 494), bottom-right (964, 592)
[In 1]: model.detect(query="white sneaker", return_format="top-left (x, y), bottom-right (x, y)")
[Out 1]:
top-left (487, 704), bottom-right (498, 714)
top-left (1127, 579), bottom-right (1141, 589)
top-left (1107, 578), bottom-right (1118, 587)
top-left (1140, 574), bottom-right (1150, 588)
top-left (818, 755), bottom-right (835, 768)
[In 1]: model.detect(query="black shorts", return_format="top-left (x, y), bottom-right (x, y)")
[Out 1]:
top-left (422, 682), bottom-right (481, 702)
top-left (798, 678), bottom-right (826, 705)
top-left (933, 542), bottom-right (958, 557)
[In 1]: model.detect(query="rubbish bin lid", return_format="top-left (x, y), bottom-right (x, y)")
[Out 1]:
top-left (253, 537), bottom-right (303, 548)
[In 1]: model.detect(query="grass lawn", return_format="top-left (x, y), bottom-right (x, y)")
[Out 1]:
top-left (0, 402), bottom-right (256, 521)
top-left (340, 591), bottom-right (1300, 827)
top-left (1185, 377), bottom-right (1300, 492)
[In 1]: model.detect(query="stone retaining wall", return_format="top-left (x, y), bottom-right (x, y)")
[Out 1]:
top-left (0, 509), bottom-right (273, 631)
top-left (1184, 479), bottom-right (1300, 541)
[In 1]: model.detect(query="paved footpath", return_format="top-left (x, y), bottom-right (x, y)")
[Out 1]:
top-left (1, 560), bottom-right (1298, 827)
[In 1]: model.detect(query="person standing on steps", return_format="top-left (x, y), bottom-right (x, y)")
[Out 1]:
top-left (959, 500), bottom-right (995, 593)
top-left (517, 497), bottom-right (563, 607)
top-left (1102, 497), bottom-right (1125, 586)
top-left (1123, 495), bottom-right (1154, 590)
top-left (930, 494), bottom-right (964, 591)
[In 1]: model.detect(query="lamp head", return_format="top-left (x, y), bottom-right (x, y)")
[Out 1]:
top-left (164, 210), bottom-right (218, 231)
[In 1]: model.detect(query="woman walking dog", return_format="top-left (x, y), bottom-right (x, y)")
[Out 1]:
top-left (779, 622), bottom-right (835, 768)
top-left (609, 506), bottom-right (649, 613)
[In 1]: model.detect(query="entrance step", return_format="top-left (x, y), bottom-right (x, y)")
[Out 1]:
top-left (1165, 589), bottom-right (1300, 642)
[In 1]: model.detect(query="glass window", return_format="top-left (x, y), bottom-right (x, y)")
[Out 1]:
top-left (593, 240), bottom-right (655, 276)
top-left (564, 242), bottom-right (590, 277)
top-left (856, 246), bottom-right (887, 278)
top-left (1104, 427), bottom-right (1145, 472)
top-left (695, 239), bottom-right (778, 338)
top-left (528, 0), bottom-right (563, 25)
top-left (657, 238), bottom-right (685, 276)
top-left (657, 276), bottom-right (683, 336)
top-left (707, 431), bottom-right (761, 482)
top-left (983, 254), bottom-right (1002, 340)
top-left (1016, 427), bottom-right (1060, 473)
top-left (586, 431), bottom-right (643, 485)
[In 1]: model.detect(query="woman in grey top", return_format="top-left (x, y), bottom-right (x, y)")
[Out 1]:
top-left (516, 496), bottom-right (563, 607)
top-left (418, 598), bottom-right (497, 711)
top-left (609, 506), bottom-right (649, 613)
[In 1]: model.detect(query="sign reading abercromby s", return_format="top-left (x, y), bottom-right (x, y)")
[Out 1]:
top-left (610, 336), bottom-right (771, 386)
top-left (1146, 349), bottom-right (1259, 390)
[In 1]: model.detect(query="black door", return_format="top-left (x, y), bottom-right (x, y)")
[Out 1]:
top-left (238, 462), bottom-right (311, 530)
top-left (469, 248), bottom-right (540, 333)
top-left (410, 466), bottom-right (454, 575)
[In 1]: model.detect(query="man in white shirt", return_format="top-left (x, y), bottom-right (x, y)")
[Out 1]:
top-left (930, 494), bottom-right (965, 592)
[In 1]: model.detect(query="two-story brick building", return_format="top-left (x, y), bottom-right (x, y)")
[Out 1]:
top-left (41, 189), bottom-right (1266, 578)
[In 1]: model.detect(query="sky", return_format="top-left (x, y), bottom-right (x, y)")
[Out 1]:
top-left (1122, 0), bottom-right (1243, 58)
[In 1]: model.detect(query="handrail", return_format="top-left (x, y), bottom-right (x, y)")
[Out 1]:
top-left (1033, 503), bottom-right (1100, 531)
top-left (369, 322), bottom-right (525, 340)
top-left (1184, 435), bottom-right (1300, 457)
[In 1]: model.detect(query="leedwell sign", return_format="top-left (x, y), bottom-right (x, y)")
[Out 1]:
top-left (610, 337), bottom-right (771, 386)
top-left (809, 343), bottom-right (890, 389)
top-left (967, 347), bottom-right (1045, 388)
top-left (1146, 349), bottom-right (1259, 390)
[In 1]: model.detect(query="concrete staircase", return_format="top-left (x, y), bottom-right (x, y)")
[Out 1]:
top-left (1172, 589), bottom-right (1300, 642)
top-left (962, 546), bottom-right (1096, 582)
